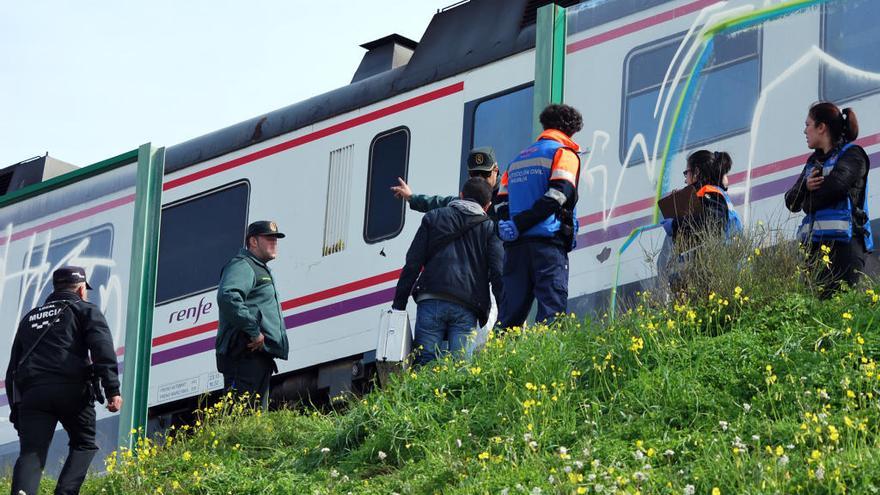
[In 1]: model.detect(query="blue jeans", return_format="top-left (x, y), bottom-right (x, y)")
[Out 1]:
top-left (413, 299), bottom-right (477, 366)
top-left (498, 242), bottom-right (569, 328)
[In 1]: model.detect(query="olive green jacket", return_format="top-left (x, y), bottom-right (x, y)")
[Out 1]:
top-left (216, 249), bottom-right (289, 362)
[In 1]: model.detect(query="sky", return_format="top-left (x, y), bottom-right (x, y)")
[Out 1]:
top-left (0, 0), bottom-right (454, 168)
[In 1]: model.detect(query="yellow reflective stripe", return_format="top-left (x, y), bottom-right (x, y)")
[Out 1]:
top-left (550, 168), bottom-right (576, 183)
top-left (544, 188), bottom-right (566, 205)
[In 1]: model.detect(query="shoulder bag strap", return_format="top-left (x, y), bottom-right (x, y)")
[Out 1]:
top-left (425, 216), bottom-right (491, 265)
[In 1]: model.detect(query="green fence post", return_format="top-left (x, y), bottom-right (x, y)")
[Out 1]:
top-left (533, 3), bottom-right (567, 136)
top-left (118, 143), bottom-right (165, 449)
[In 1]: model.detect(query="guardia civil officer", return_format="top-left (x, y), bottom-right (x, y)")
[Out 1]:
top-left (496, 104), bottom-right (584, 328)
top-left (391, 147), bottom-right (503, 220)
top-left (785, 102), bottom-right (872, 298)
top-left (216, 221), bottom-right (289, 411)
top-left (6, 267), bottom-right (122, 495)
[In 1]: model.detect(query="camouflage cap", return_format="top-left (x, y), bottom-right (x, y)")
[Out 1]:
top-left (246, 220), bottom-right (286, 239)
top-left (467, 147), bottom-right (498, 172)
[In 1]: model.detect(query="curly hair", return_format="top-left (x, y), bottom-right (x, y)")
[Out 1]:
top-left (539, 104), bottom-right (583, 137)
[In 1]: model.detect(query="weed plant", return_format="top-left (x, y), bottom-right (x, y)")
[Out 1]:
top-left (14, 229), bottom-right (880, 494)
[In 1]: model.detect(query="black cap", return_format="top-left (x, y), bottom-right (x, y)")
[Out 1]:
top-left (53, 266), bottom-right (93, 290)
top-left (467, 147), bottom-right (498, 172)
top-left (247, 220), bottom-right (286, 239)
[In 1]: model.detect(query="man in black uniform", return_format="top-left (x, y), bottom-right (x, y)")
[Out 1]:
top-left (6, 267), bottom-right (123, 495)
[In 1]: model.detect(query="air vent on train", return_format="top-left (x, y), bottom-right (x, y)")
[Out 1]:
top-left (0, 154), bottom-right (76, 197)
top-left (351, 34), bottom-right (419, 84)
top-left (520, 0), bottom-right (582, 28)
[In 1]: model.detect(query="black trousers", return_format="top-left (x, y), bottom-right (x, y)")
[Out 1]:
top-left (222, 351), bottom-right (274, 411)
top-left (810, 239), bottom-right (867, 299)
top-left (11, 382), bottom-right (97, 495)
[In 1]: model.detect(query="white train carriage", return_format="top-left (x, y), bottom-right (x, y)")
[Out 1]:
top-left (0, 0), bottom-right (877, 473)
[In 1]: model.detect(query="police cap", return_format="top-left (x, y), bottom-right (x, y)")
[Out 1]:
top-left (53, 266), bottom-right (93, 290)
top-left (247, 220), bottom-right (286, 239)
top-left (467, 147), bottom-right (498, 172)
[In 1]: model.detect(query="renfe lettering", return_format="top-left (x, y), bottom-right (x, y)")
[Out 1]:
top-left (168, 297), bottom-right (213, 325)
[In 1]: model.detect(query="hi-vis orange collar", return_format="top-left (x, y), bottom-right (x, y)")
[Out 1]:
top-left (538, 129), bottom-right (580, 152)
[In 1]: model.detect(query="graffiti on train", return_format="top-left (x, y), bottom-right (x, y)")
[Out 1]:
top-left (0, 223), bottom-right (125, 344)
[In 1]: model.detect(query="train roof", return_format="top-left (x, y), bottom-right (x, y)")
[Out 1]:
top-left (164, 0), bottom-right (545, 174)
top-left (163, 0), bottom-right (674, 174)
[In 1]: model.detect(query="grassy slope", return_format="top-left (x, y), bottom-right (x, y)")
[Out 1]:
top-left (7, 282), bottom-right (876, 494)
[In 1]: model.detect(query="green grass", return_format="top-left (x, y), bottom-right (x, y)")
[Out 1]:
top-left (65, 278), bottom-right (880, 494)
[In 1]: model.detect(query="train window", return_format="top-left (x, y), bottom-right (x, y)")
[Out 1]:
top-left (156, 181), bottom-right (250, 305)
top-left (821, 1), bottom-right (880, 103)
top-left (471, 84), bottom-right (534, 174)
top-left (364, 127), bottom-right (409, 244)
top-left (621, 29), bottom-right (761, 165)
top-left (324, 145), bottom-right (354, 256)
top-left (22, 225), bottom-right (114, 307)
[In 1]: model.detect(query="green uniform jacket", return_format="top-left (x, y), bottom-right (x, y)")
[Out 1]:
top-left (409, 194), bottom-right (455, 213)
top-left (216, 249), bottom-right (289, 362)
top-left (410, 192), bottom-right (500, 221)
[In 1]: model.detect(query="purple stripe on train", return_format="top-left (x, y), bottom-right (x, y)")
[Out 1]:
top-left (149, 288), bottom-right (396, 366)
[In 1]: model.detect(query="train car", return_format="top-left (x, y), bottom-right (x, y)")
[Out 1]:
top-left (0, 0), bottom-right (877, 473)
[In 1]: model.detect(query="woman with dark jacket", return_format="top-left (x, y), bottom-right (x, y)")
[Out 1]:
top-left (785, 102), bottom-right (872, 296)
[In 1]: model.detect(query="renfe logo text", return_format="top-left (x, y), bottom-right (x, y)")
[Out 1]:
top-left (168, 297), bottom-right (213, 325)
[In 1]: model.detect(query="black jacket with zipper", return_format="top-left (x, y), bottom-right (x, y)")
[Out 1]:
top-left (393, 201), bottom-right (504, 326)
top-left (5, 290), bottom-right (120, 401)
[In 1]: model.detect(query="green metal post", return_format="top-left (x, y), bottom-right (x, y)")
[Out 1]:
top-left (118, 143), bottom-right (165, 449)
top-left (533, 3), bottom-right (567, 137)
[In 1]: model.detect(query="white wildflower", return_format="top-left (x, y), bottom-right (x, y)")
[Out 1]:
top-left (663, 449), bottom-right (675, 457)
top-left (743, 403), bottom-right (751, 413)
top-left (816, 466), bottom-right (825, 481)
top-left (320, 447), bottom-right (330, 454)
top-left (778, 455), bottom-right (789, 466)
top-left (330, 469), bottom-right (339, 478)
top-left (378, 450), bottom-right (387, 460)
top-left (719, 420), bottom-right (729, 431)
top-left (684, 485), bottom-right (696, 495)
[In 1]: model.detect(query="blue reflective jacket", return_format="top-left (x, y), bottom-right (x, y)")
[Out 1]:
top-left (697, 185), bottom-right (743, 239)
top-left (504, 139), bottom-right (577, 239)
top-left (797, 142), bottom-right (873, 250)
